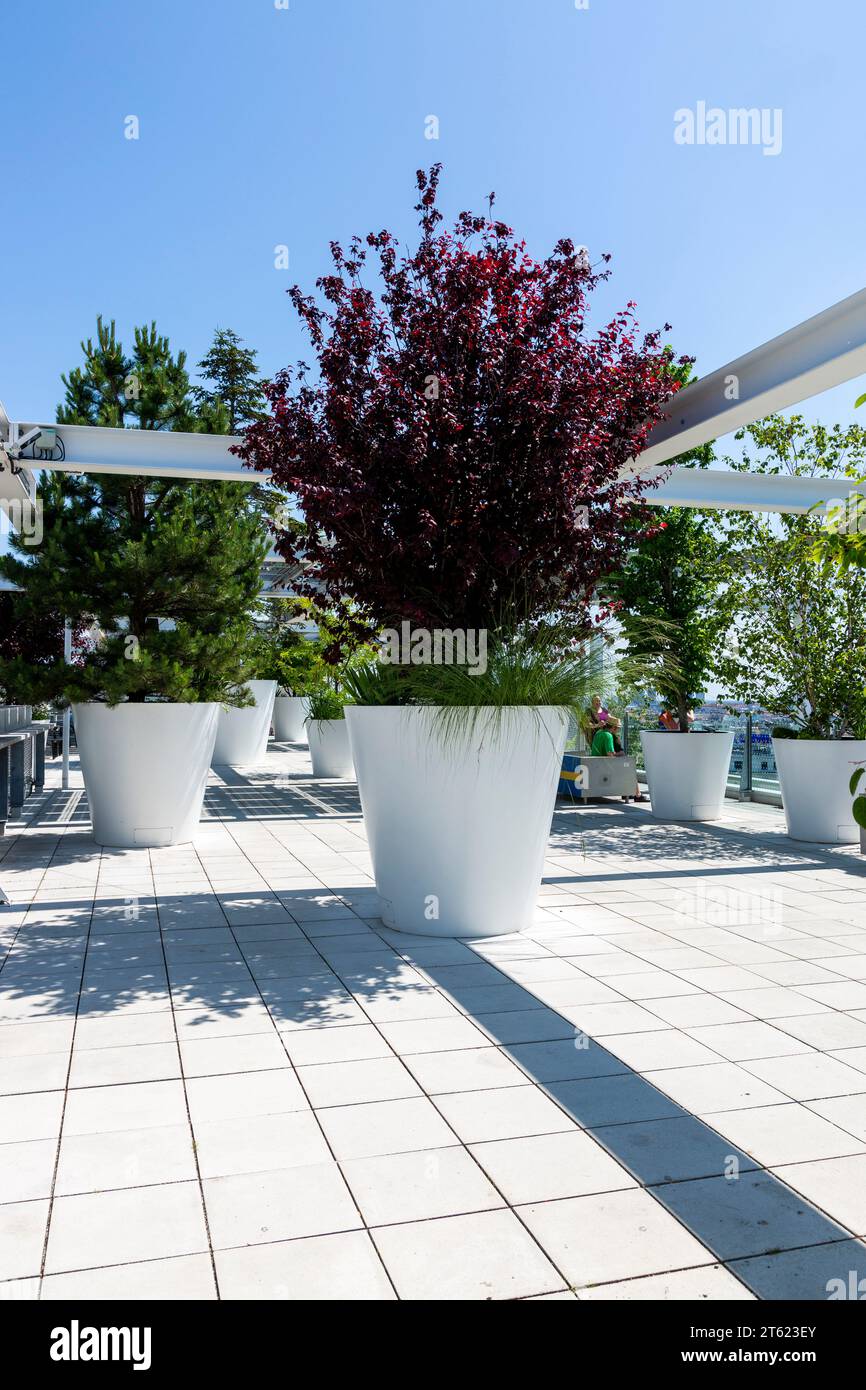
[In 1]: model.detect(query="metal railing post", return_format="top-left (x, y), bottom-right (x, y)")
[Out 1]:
top-left (33, 729), bottom-right (46, 793)
top-left (738, 713), bottom-right (753, 800)
top-left (0, 744), bottom-right (8, 835)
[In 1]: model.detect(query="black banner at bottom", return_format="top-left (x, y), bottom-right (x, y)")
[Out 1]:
top-left (6, 1297), bottom-right (862, 1375)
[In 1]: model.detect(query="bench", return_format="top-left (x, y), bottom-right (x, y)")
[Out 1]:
top-left (558, 752), bottom-right (639, 802)
top-left (0, 724), bottom-right (48, 834)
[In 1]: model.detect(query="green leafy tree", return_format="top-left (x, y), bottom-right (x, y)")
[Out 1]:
top-left (238, 590), bottom-right (351, 697)
top-left (244, 600), bottom-right (316, 689)
top-left (606, 438), bottom-right (733, 730)
top-left (193, 328), bottom-right (266, 433)
top-left (850, 767), bottom-right (866, 830)
top-left (809, 395), bottom-right (866, 574)
top-left (274, 640), bottom-right (323, 695)
top-left (810, 400), bottom-right (866, 823)
top-left (1, 319), bottom-right (271, 706)
top-left (249, 594), bottom-right (378, 696)
top-left (716, 415), bottom-right (866, 739)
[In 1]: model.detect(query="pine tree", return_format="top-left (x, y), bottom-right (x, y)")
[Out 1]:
top-left (58, 317), bottom-right (204, 432)
top-left (1, 319), bottom-right (270, 705)
top-left (192, 325), bottom-right (281, 522)
top-left (193, 328), bottom-right (266, 433)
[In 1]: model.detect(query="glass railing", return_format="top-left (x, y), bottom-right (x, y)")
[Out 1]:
top-left (623, 713), bottom-right (789, 800)
top-left (726, 722), bottom-right (785, 797)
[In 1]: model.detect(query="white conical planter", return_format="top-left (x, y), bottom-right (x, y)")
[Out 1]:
top-left (774, 737), bottom-right (866, 843)
top-left (346, 705), bottom-right (569, 938)
top-left (73, 702), bottom-right (219, 849)
top-left (641, 730), bottom-right (734, 821)
top-left (307, 719), bottom-right (354, 778)
top-left (211, 680), bottom-right (277, 766)
top-left (273, 696), bottom-right (310, 743)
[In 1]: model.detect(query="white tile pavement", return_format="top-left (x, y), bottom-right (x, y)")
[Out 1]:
top-left (2, 748), bottom-right (866, 1299)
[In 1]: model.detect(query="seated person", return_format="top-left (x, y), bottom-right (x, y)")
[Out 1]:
top-left (658, 709), bottom-right (679, 732)
top-left (590, 721), bottom-right (616, 757)
top-left (584, 694), bottom-right (609, 741)
top-left (591, 716), bottom-right (648, 802)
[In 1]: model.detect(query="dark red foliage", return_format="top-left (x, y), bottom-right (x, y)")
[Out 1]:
top-left (0, 594), bottom-right (63, 663)
top-left (238, 166), bottom-right (687, 635)
top-left (0, 594), bottom-right (86, 702)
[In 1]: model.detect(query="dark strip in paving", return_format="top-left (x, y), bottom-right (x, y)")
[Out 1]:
top-left (420, 959), bottom-right (866, 1300)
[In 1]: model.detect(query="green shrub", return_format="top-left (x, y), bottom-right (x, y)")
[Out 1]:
top-left (306, 688), bottom-right (345, 721)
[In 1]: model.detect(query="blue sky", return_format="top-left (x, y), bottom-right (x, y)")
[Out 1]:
top-left (1, 0), bottom-right (864, 443)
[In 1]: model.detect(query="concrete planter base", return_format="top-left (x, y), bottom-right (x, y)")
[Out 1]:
top-left (640, 730), bottom-right (734, 822)
top-left (307, 719), bottom-right (353, 778)
top-left (73, 702), bottom-right (219, 848)
top-left (273, 696), bottom-right (310, 743)
top-left (212, 680), bottom-right (277, 766)
top-left (774, 737), bottom-right (866, 843)
top-left (346, 705), bottom-right (568, 938)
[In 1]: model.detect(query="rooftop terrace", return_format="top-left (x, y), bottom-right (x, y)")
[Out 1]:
top-left (3, 747), bottom-right (866, 1301)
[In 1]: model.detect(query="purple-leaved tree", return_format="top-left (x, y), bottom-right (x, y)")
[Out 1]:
top-left (238, 166), bottom-right (688, 642)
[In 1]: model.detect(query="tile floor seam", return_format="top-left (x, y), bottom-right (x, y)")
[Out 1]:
top-left (153, 853), bottom-right (222, 1302)
top-left (198, 801), bottom-right (402, 1300)
top-left (32, 828), bottom-right (99, 1294)
top-left (213, 791), bottom-right (601, 1296)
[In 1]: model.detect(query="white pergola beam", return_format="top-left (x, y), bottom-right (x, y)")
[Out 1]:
top-left (4, 285), bottom-right (866, 517)
top-left (7, 421), bottom-right (248, 482)
top-left (636, 287), bottom-right (866, 470)
top-left (641, 464), bottom-right (859, 515)
top-left (1, 418), bottom-right (856, 517)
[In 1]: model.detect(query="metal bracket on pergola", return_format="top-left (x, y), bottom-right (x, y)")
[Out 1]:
top-left (2, 286), bottom-right (866, 518)
top-left (0, 400), bottom-right (39, 518)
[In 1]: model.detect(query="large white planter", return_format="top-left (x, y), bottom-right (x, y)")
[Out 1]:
top-left (307, 719), bottom-right (354, 778)
top-left (73, 702), bottom-right (219, 849)
top-left (211, 680), bottom-right (277, 766)
top-left (773, 737), bottom-right (866, 843)
top-left (641, 730), bottom-right (734, 821)
top-left (273, 695), bottom-right (310, 743)
top-left (346, 705), bottom-right (569, 938)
